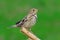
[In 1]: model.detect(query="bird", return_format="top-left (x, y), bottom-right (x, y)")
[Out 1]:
top-left (11, 8), bottom-right (38, 30)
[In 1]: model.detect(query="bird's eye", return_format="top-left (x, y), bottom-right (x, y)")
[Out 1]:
top-left (33, 9), bottom-right (35, 12)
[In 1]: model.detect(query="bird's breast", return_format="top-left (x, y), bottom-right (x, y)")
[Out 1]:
top-left (22, 15), bottom-right (37, 28)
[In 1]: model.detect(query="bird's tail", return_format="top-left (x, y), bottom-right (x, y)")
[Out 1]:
top-left (7, 25), bottom-right (17, 29)
top-left (11, 25), bottom-right (17, 28)
top-left (10, 25), bottom-right (17, 28)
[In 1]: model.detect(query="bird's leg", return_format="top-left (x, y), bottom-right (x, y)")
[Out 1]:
top-left (25, 27), bottom-right (34, 35)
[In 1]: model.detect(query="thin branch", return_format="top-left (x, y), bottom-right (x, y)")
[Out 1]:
top-left (21, 27), bottom-right (40, 40)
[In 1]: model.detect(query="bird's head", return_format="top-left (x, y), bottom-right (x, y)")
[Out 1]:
top-left (29, 8), bottom-right (38, 15)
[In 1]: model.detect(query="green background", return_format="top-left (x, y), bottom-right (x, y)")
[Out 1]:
top-left (0, 0), bottom-right (60, 40)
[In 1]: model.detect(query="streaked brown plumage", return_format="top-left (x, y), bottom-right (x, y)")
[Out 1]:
top-left (12, 8), bottom-right (38, 30)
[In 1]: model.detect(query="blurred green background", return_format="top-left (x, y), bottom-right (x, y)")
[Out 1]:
top-left (0, 0), bottom-right (60, 40)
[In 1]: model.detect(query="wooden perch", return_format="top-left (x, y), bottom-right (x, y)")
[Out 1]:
top-left (21, 27), bottom-right (40, 40)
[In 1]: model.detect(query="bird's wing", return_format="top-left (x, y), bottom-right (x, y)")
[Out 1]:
top-left (16, 16), bottom-right (27, 27)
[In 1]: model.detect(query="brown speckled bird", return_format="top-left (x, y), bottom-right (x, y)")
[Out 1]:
top-left (12, 8), bottom-right (38, 30)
